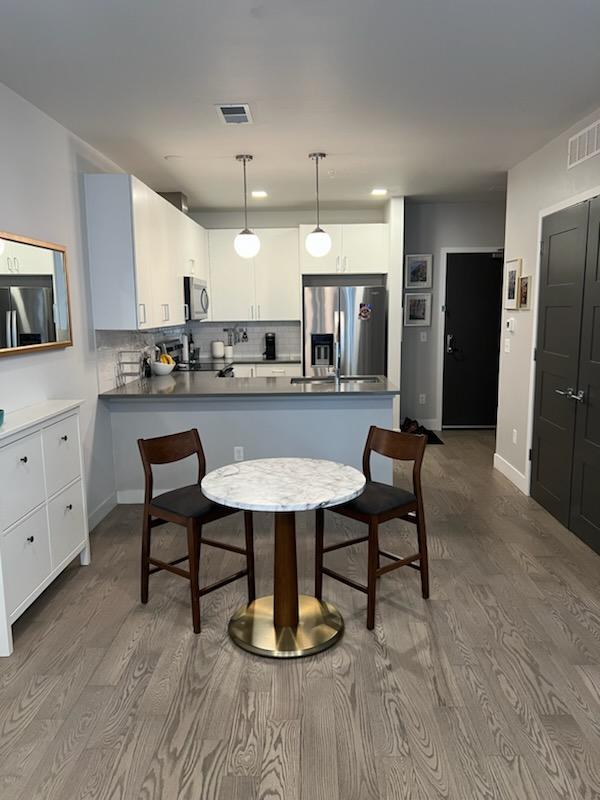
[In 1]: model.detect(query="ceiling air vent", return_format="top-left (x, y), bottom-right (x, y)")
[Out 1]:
top-left (216, 104), bottom-right (253, 125)
top-left (567, 119), bottom-right (600, 168)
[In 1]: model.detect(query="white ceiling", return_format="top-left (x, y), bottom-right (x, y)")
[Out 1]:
top-left (1, 0), bottom-right (600, 210)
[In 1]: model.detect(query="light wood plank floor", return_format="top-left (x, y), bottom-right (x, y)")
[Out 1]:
top-left (2, 431), bottom-right (600, 799)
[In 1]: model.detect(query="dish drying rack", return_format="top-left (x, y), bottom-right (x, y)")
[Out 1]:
top-left (116, 350), bottom-right (143, 387)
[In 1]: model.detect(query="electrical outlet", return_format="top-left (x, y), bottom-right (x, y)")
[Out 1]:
top-left (504, 338), bottom-right (511, 353)
top-left (234, 446), bottom-right (244, 461)
top-left (419, 393), bottom-right (426, 405)
top-left (420, 331), bottom-right (428, 343)
top-left (512, 428), bottom-right (518, 444)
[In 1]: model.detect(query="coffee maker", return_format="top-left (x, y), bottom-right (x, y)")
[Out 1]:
top-left (264, 332), bottom-right (276, 360)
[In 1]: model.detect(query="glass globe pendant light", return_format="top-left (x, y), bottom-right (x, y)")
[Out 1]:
top-left (305, 152), bottom-right (332, 258)
top-left (233, 154), bottom-right (261, 259)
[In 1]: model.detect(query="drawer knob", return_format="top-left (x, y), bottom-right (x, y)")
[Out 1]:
top-left (26, 536), bottom-right (34, 543)
top-left (20, 456), bottom-right (28, 464)
top-left (61, 435), bottom-right (68, 442)
top-left (66, 503), bottom-right (73, 511)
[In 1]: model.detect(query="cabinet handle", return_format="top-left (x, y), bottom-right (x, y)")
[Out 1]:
top-left (343, 256), bottom-right (348, 272)
top-left (20, 456), bottom-right (28, 464)
top-left (184, 303), bottom-right (190, 321)
top-left (165, 304), bottom-right (170, 321)
top-left (257, 304), bottom-right (261, 320)
top-left (61, 435), bottom-right (68, 442)
top-left (335, 256), bottom-right (340, 272)
top-left (250, 305), bottom-right (254, 320)
top-left (26, 536), bottom-right (35, 543)
top-left (66, 503), bottom-right (73, 511)
top-left (138, 303), bottom-right (146, 324)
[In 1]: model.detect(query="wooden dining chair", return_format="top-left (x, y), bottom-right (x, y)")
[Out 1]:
top-left (137, 429), bottom-right (255, 634)
top-left (315, 425), bottom-right (429, 629)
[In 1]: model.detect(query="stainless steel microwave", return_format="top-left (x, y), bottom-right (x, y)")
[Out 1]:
top-left (183, 277), bottom-right (209, 321)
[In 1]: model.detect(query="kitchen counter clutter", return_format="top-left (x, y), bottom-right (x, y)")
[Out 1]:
top-left (0, 400), bottom-right (90, 656)
top-left (100, 371), bottom-right (398, 398)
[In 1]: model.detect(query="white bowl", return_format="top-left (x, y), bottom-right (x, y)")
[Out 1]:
top-left (151, 361), bottom-right (175, 376)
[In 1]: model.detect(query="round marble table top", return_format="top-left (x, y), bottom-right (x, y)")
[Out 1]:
top-left (201, 457), bottom-right (366, 512)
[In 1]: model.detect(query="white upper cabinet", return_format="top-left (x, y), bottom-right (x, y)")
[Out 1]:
top-left (299, 223), bottom-right (389, 274)
top-left (299, 224), bottom-right (343, 274)
top-left (208, 228), bottom-right (301, 321)
top-left (84, 174), bottom-right (208, 330)
top-left (208, 230), bottom-right (256, 321)
top-left (0, 239), bottom-right (56, 275)
top-left (253, 228), bottom-right (300, 321)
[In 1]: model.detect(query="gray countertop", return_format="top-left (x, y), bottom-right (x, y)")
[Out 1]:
top-left (100, 372), bottom-right (399, 399)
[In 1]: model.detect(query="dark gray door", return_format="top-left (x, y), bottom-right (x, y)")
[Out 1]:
top-left (570, 196), bottom-right (600, 551)
top-left (442, 252), bottom-right (503, 427)
top-left (531, 202), bottom-right (589, 525)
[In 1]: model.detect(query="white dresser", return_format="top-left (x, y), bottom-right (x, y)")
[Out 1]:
top-left (0, 400), bottom-right (90, 656)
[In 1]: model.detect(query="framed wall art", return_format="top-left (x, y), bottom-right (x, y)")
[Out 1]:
top-left (404, 292), bottom-right (431, 326)
top-left (405, 254), bottom-right (433, 289)
top-left (504, 258), bottom-right (522, 310)
top-left (518, 275), bottom-right (531, 309)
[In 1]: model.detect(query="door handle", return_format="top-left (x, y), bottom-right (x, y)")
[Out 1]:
top-left (5, 311), bottom-right (11, 347)
top-left (11, 310), bottom-right (16, 348)
top-left (555, 387), bottom-right (585, 402)
top-left (571, 389), bottom-right (585, 403)
top-left (554, 388), bottom-right (574, 397)
top-left (446, 334), bottom-right (454, 354)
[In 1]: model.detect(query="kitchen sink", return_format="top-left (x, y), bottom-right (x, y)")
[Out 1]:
top-left (290, 375), bottom-right (381, 385)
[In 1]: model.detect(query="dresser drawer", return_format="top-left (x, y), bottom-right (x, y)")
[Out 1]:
top-left (0, 431), bottom-right (45, 530)
top-left (2, 507), bottom-right (51, 617)
top-left (254, 364), bottom-right (303, 377)
top-left (48, 480), bottom-right (86, 568)
top-left (43, 415), bottom-right (81, 497)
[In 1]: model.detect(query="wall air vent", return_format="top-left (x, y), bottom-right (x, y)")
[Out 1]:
top-left (216, 104), bottom-right (253, 125)
top-left (567, 119), bottom-right (600, 168)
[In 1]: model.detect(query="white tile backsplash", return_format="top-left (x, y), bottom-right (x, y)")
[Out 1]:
top-left (95, 321), bottom-right (301, 391)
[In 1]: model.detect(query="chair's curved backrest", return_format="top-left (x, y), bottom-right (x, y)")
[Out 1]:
top-left (362, 425), bottom-right (427, 498)
top-left (137, 429), bottom-right (206, 504)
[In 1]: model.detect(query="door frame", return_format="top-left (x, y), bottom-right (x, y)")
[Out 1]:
top-left (436, 246), bottom-right (503, 430)
top-left (525, 183), bottom-right (600, 494)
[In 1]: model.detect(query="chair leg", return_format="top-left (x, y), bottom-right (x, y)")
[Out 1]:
top-left (244, 511), bottom-right (256, 602)
top-left (315, 508), bottom-right (324, 601)
top-left (416, 505), bottom-right (430, 600)
top-left (367, 520), bottom-right (379, 630)
top-left (187, 521), bottom-right (201, 634)
top-left (141, 512), bottom-right (151, 604)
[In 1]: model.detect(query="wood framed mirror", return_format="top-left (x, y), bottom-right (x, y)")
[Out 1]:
top-left (0, 231), bottom-right (73, 357)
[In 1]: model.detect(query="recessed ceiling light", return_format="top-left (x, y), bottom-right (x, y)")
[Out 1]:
top-left (251, 190), bottom-right (268, 199)
top-left (371, 188), bottom-right (388, 196)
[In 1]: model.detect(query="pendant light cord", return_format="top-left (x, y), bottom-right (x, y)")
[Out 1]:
top-left (242, 156), bottom-right (248, 230)
top-left (314, 154), bottom-right (320, 228)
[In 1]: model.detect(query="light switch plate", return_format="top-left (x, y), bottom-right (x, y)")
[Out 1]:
top-left (504, 338), bottom-right (511, 353)
top-left (420, 331), bottom-right (427, 343)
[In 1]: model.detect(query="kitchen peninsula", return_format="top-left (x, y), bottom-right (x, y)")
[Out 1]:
top-left (100, 373), bottom-right (399, 502)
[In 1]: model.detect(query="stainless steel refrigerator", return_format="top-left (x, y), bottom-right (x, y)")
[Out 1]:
top-left (0, 282), bottom-right (55, 349)
top-left (303, 283), bottom-right (387, 376)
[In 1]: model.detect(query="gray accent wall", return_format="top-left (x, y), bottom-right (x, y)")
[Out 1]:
top-left (401, 199), bottom-right (507, 427)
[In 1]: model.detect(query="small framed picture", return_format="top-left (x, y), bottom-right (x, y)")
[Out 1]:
top-left (405, 254), bottom-right (433, 289)
top-left (504, 258), bottom-right (522, 310)
top-left (404, 293), bottom-right (431, 326)
top-left (518, 275), bottom-right (531, 309)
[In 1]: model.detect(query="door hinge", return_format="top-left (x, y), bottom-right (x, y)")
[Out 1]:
top-left (533, 347), bottom-right (537, 361)
top-left (528, 448), bottom-right (532, 461)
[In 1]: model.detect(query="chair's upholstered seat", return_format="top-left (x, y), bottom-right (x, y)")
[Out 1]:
top-left (336, 480), bottom-right (416, 516)
top-left (151, 484), bottom-right (230, 519)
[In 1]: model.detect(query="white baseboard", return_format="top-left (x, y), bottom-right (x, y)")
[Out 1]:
top-left (493, 453), bottom-right (530, 495)
top-left (117, 490), bottom-right (145, 504)
top-left (420, 418), bottom-right (441, 431)
top-left (88, 492), bottom-right (118, 530)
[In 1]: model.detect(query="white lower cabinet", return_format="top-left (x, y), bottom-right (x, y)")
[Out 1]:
top-left (3, 508), bottom-right (51, 617)
top-left (0, 401), bottom-right (90, 656)
top-left (233, 363), bottom-right (303, 378)
top-left (48, 481), bottom-right (86, 569)
top-left (254, 364), bottom-right (303, 377)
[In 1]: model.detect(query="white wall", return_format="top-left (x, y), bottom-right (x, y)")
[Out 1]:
top-left (495, 105), bottom-right (600, 492)
top-left (191, 207), bottom-right (385, 229)
top-left (0, 81), bottom-right (121, 527)
top-left (401, 199), bottom-right (506, 426)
